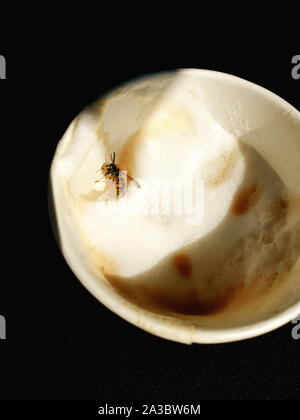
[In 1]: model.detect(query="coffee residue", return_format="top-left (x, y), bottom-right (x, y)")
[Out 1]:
top-left (102, 268), bottom-right (241, 316)
top-left (173, 253), bottom-right (192, 278)
top-left (269, 198), bottom-right (289, 220)
top-left (231, 183), bottom-right (260, 215)
top-left (205, 147), bottom-right (239, 187)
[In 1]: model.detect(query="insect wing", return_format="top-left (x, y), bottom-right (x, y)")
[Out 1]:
top-left (126, 174), bottom-right (141, 188)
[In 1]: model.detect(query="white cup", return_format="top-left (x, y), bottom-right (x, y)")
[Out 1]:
top-left (49, 69), bottom-right (300, 344)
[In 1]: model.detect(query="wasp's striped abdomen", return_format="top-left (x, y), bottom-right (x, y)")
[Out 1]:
top-left (115, 172), bottom-right (127, 197)
top-left (106, 172), bottom-right (127, 198)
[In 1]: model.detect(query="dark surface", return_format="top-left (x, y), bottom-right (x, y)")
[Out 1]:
top-left (1, 35), bottom-right (300, 400)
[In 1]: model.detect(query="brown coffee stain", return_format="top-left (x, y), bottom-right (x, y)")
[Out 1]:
top-left (205, 147), bottom-right (239, 187)
top-left (269, 197), bottom-right (289, 220)
top-left (88, 248), bottom-right (118, 277)
top-left (173, 253), bottom-right (192, 278)
top-left (100, 243), bottom-right (296, 318)
top-left (231, 183), bottom-right (260, 215)
top-left (102, 269), bottom-right (242, 316)
top-left (138, 288), bottom-right (236, 316)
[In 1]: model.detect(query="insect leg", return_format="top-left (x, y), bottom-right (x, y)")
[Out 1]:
top-left (95, 173), bottom-right (106, 183)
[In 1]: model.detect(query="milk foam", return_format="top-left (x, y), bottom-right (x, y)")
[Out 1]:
top-left (54, 72), bottom-right (300, 315)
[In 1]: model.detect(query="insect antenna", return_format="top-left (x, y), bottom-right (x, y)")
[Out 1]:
top-left (110, 152), bottom-right (115, 164)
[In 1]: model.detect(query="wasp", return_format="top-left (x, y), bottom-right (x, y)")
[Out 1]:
top-left (95, 152), bottom-right (140, 197)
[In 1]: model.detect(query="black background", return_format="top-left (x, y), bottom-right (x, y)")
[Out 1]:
top-left (0, 27), bottom-right (300, 400)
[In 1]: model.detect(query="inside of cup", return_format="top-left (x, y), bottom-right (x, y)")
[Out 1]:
top-left (51, 70), bottom-right (300, 337)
